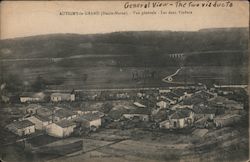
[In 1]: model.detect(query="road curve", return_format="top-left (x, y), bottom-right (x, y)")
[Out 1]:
top-left (162, 67), bottom-right (183, 84)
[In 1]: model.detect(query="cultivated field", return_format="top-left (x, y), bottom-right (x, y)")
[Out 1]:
top-left (47, 126), bottom-right (248, 162)
top-left (2, 57), bottom-right (248, 90)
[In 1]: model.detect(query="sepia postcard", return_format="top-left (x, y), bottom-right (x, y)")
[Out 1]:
top-left (0, 1), bottom-right (249, 162)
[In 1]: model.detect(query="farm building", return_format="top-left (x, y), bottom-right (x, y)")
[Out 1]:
top-left (194, 90), bottom-right (217, 100)
top-left (182, 95), bottom-right (206, 106)
top-left (108, 108), bottom-right (129, 121)
top-left (160, 108), bottom-right (194, 129)
top-left (153, 108), bottom-right (176, 122)
top-left (122, 108), bottom-right (151, 121)
top-left (156, 100), bottom-right (169, 109)
top-left (27, 115), bottom-right (52, 130)
top-left (25, 104), bottom-right (42, 114)
top-left (46, 120), bottom-right (76, 138)
top-left (76, 112), bottom-right (103, 129)
top-left (74, 102), bottom-right (103, 115)
top-left (50, 92), bottom-right (75, 102)
top-left (54, 108), bottom-right (77, 122)
top-left (159, 119), bottom-right (171, 129)
top-left (172, 88), bottom-right (190, 101)
top-left (193, 104), bottom-right (217, 120)
top-left (159, 89), bottom-right (171, 94)
top-left (6, 120), bottom-right (35, 136)
top-left (20, 92), bottom-right (45, 103)
top-left (160, 92), bottom-right (179, 105)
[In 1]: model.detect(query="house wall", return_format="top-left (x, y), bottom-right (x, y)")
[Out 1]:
top-left (27, 116), bottom-right (43, 130)
top-left (170, 112), bottom-right (194, 129)
top-left (27, 108), bottom-right (38, 114)
top-left (170, 100), bottom-right (176, 105)
top-left (157, 101), bottom-right (167, 109)
top-left (123, 114), bottom-right (149, 121)
top-left (70, 94), bottom-right (75, 101)
top-left (24, 126), bottom-right (35, 135)
top-left (51, 96), bottom-right (62, 102)
top-left (159, 120), bottom-right (171, 129)
top-left (195, 114), bottom-right (215, 120)
top-left (20, 97), bottom-right (40, 103)
top-left (46, 123), bottom-right (76, 138)
top-left (51, 94), bottom-right (75, 102)
top-left (89, 119), bottom-right (101, 128)
top-left (62, 125), bottom-right (76, 137)
top-left (55, 115), bottom-right (77, 122)
top-left (171, 118), bottom-right (186, 128)
top-left (46, 123), bottom-right (64, 138)
top-left (16, 126), bottom-right (35, 136)
top-left (54, 116), bottom-right (66, 122)
top-left (77, 111), bottom-right (98, 115)
top-left (180, 119), bottom-right (186, 128)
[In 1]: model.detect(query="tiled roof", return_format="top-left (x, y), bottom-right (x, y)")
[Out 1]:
top-left (164, 92), bottom-right (179, 101)
top-left (37, 108), bottom-right (53, 117)
top-left (170, 108), bottom-right (193, 119)
top-left (55, 120), bottom-right (76, 128)
top-left (26, 104), bottom-right (42, 109)
top-left (55, 108), bottom-right (76, 118)
top-left (8, 120), bottom-right (34, 129)
top-left (183, 96), bottom-right (206, 105)
top-left (51, 93), bottom-right (73, 100)
top-left (172, 89), bottom-right (186, 97)
top-left (78, 112), bottom-right (102, 121)
top-left (193, 105), bottom-right (217, 114)
top-left (194, 90), bottom-right (215, 99)
top-left (33, 114), bottom-right (51, 122)
top-left (20, 92), bottom-right (45, 98)
top-left (126, 108), bottom-right (151, 115)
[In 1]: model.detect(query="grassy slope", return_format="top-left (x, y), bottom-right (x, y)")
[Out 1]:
top-left (0, 28), bottom-right (248, 89)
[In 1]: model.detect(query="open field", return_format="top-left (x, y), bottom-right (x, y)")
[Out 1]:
top-left (2, 58), bottom-right (248, 90)
top-left (47, 126), bottom-right (248, 162)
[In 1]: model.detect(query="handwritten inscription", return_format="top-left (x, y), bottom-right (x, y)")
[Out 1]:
top-left (124, 1), bottom-right (233, 9)
top-left (59, 1), bottom-right (234, 17)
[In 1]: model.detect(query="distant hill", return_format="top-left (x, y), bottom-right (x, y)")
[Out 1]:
top-left (0, 27), bottom-right (248, 66)
top-left (0, 27), bottom-right (248, 90)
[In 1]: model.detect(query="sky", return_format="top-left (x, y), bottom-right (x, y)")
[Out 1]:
top-left (1, 1), bottom-right (249, 39)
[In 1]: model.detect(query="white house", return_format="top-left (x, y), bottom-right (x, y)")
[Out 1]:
top-left (27, 115), bottom-right (52, 130)
top-left (172, 89), bottom-right (188, 101)
top-left (6, 120), bottom-right (35, 136)
top-left (159, 89), bottom-right (171, 94)
top-left (46, 120), bottom-right (76, 138)
top-left (25, 104), bottom-right (42, 114)
top-left (161, 92), bottom-right (179, 105)
top-left (133, 102), bottom-right (147, 108)
top-left (160, 108), bottom-right (194, 129)
top-left (76, 112), bottom-right (103, 129)
top-left (169, 108), bottom-right (194, 129)
top-left (156, 100), bottom-right (168, 109)
top-left (159, 119), bottom-right (171, 129)
top-left (50, 93), bottom-right (75, 102)
top-left (122, 108), bottom-right (150, 121)
top-left (20, 92), bottom-right (45, 103)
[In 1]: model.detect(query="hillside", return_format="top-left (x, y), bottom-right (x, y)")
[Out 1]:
top-left (0, 28), bottom-right (248, 66)
top-left (0, 28), bottom-right (248, 91)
